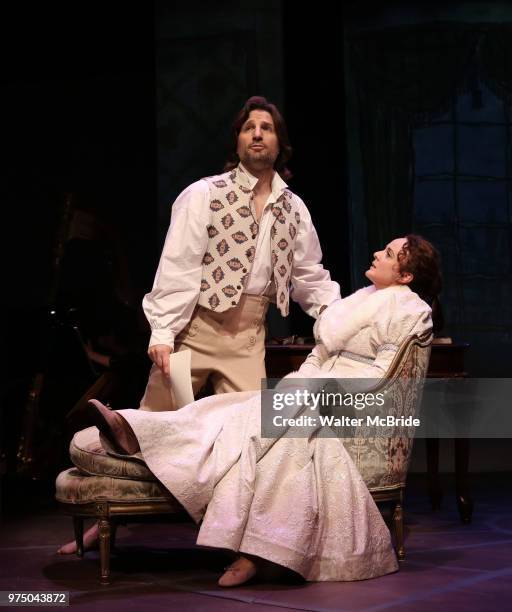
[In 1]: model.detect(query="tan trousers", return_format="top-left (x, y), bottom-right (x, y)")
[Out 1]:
top-left (139, 294), bottom-right (269, 411)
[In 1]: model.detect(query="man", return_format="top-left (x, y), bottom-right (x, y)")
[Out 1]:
top-left (141, 96), bottom-right (340, 410)
top-left (57, 96), bottom-right (339, 554)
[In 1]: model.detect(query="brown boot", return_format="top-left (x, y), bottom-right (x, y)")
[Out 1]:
top-left (84, 399), bottom-right (140, 455)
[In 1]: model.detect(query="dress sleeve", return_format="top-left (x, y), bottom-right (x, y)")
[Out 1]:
top-left (347, 295), bottom-right (432, 380)
top-left (296, 344), bottom-right (330, 376)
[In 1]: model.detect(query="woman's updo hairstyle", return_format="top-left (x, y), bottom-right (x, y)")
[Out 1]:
top-left (398, 234), bottom-right (444, 333)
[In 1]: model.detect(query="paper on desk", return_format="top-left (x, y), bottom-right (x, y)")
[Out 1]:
top-left (168, 349), bottom-right (194, 409)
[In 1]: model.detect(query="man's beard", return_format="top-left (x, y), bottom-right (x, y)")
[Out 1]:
top-left (239, 149), bottom-right (276, 170)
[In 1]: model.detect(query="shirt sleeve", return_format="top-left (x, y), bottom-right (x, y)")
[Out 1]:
top-left (289, 197), bottom-right (341, 318)
top-left (142, 180), bottom-right (210, 349)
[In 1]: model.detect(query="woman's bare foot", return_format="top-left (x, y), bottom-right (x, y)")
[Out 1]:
top-left (218, 556), bottom-right (258, 587)
top-left (57, 523), bottom-right (99, 555)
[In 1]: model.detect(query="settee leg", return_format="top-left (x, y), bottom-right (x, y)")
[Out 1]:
top-left (110, 523), bottom-right (118, 551)
top-left (393, 502), bottom-right (405, 561)
top-left (426, 438), bottom-right (443, 510)
top-left (98, 517), bottom-right (111, 585)
top-left (73, 517), bottom-right (84, 557)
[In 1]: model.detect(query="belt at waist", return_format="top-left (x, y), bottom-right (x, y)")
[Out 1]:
top-left (328, 350), bottom-right (375, 366)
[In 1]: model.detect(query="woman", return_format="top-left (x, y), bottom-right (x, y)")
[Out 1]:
top-left (65, 234), bottom-right (442, 586)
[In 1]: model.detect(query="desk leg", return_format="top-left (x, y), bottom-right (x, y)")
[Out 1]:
top-left (455, 438), bottom-right (473, 524)
top-left (426, 438), bottom-right (443, 510)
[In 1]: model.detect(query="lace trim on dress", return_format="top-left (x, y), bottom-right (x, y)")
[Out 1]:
top-left (377, 343), bottom-right (399, 353)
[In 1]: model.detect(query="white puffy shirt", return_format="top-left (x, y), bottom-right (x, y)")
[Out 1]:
top-left (143, 166), bottom-right (341, 349)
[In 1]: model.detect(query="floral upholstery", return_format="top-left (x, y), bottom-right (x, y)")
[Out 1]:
top-left (344, 335), bottom-right (432, 491)
top-left (55, 467), bottom-right (180, 507)
top-left (70, 426), bottom-right (155, 482)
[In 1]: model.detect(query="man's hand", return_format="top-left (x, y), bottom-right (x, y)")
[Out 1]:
top-left (148, 344), bottom-right (173, 377)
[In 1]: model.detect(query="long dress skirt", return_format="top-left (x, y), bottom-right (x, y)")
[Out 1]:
top-left (117, 390), bottom-right (399, 582)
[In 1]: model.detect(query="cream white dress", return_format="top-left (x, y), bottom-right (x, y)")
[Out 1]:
top-left (116, 285), bottom-right (432, 581)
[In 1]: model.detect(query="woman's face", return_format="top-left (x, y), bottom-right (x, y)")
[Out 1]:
top-left (365, 237), bottom-right (412, 289)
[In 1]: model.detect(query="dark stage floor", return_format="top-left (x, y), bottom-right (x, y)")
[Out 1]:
top-left (1, 474), bottom-right (511, 611)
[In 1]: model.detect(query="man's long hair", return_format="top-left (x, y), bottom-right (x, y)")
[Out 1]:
top-left (223, 96), bottom-right (293, 181)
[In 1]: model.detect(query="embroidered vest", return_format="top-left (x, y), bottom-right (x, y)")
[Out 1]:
top-left (197, 167), bottom-right (300, 315)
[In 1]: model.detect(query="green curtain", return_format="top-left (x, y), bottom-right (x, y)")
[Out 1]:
top-left (480, 25), bottom-right (512, 102)
top-left (346, 23), bottom-right (483, 265)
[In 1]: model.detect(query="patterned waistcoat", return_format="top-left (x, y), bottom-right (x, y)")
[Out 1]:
top-left (197, 166), bottom-right (300, 316)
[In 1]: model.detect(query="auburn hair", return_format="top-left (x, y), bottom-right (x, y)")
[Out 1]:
top-left (398, 234), bottom-right (443, 302)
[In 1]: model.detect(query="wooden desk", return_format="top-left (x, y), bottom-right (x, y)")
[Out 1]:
top-left (265, 340), bottom-right (473, 523)
top-left (265, 342), bottom-right (314, 379)
top-left (426, 342), bottom-right (469, 379)
top-left (425, 342), bottom-right (472, 523)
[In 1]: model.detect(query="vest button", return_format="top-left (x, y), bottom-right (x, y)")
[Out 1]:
top-left (252, 234), bottom-right (257, 239)
top-left (242, 268), bottom-right (247, 273)
top-left (231, 300), bottom-right (236, 306)
top-left (237, 285), bottom-right (241, 290)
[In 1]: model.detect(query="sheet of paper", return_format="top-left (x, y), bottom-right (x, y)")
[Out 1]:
top-left (168, 349), bottom-right (194, 408)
